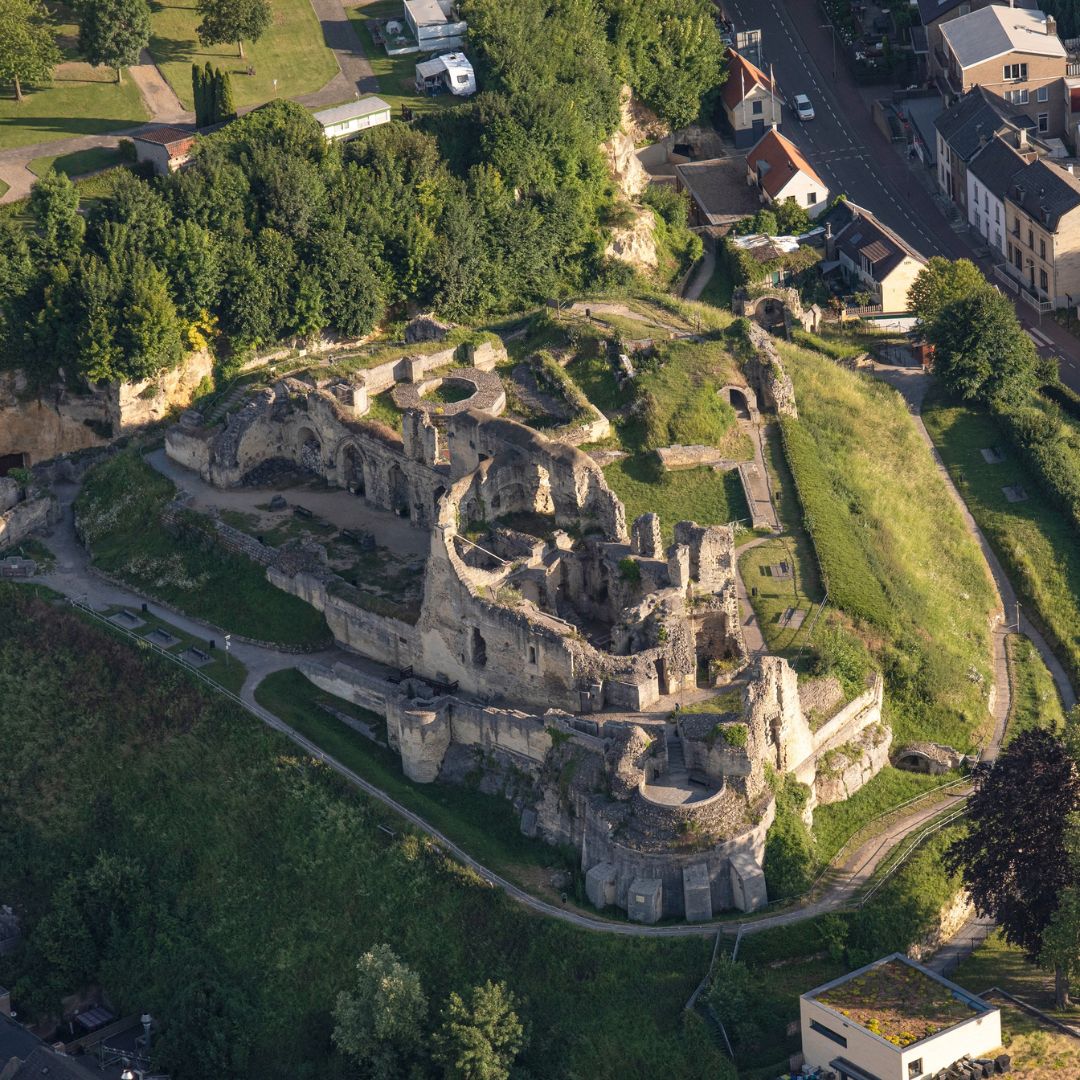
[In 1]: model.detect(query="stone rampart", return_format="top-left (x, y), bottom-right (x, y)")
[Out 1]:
top-left (0, 492), bottom-right (54, 551)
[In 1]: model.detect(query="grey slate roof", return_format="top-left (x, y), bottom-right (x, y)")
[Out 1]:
top-left (828, 200), bottom-right (927, 279)
top-left (1007, 157), bottom-right (1080, 230)
top-left (968, 135), bottom-right (1031, 198)
top-left (934, 87), bottom-right (1030, 163)
top-left (2, 1046), bottom-right (100, 1080)
top-left (916, 0), bottom-right (1037, 27)
top-left (940, 4), bottom-right (1064, 67)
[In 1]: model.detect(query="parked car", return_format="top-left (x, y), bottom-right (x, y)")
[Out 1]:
top-left (792, 93), bottom-right (815, 121)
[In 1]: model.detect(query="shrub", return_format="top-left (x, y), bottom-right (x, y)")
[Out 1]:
top-left (763, 774), bottom-right (816, 899)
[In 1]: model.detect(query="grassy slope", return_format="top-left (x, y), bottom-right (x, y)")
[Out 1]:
top-left (922, 387), bottom-right (1080, 689)
top-left (0, 64), bottom-right (149, 150)
top-left (1005, 633), bottom-right (1066, 742)
top-left (76, 450), bottom-right (330, 647)
top-left (149, 0), bottom-right (338, 110)
top-left (777, 342), bottom-right (997, 750)
top-left (0, 588), bottom-right (730, 1080)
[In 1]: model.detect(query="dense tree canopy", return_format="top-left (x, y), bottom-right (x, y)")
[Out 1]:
top-left (0, 0), bottom-right (62, 102)
top-left (1, 1), bottom-right (725, 385)
top-left (907, 256), bottom-right (986, 327)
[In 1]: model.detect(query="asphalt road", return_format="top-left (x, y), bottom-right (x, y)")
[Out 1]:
top-left (720, 0), bottom-right (1080, 393)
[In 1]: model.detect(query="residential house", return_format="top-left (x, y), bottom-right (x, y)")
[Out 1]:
top-left (0, 1012), bottom-right (99, 1080)
top-left (934, 85), bottom-right (1036, 209)
top-left (920, 0), bottom-right (1038, 81)
top-left (403, 0), bottom-right (467, 52)
top-left (745, 127), bottom-right (829, 218)
top-left (673, 156), bottom-right (760, 233)
top-left (1000, 155), bottom-right (1080, 310)
top-left (801, 954), bottom-right (1003, 1080)
top-left (130, 125), bottom-right (196, 175)
top-left (966, 132), bottom-right (1038, 255)
top-left (824, 200), bottom-right (929, 314)
top-left (415, 52), bottom-right (476, 96)
top-left (936, 5), bottom-right (1067, 137)
top-left (719, 48), bottom-right (781, 149)
top-left (313, 97), bottom-right (393, 141)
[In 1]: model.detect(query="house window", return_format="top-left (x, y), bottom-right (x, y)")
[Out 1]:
top-left (1040, 268), bottom-right (1049, 291)
top-left (1004, 63), bottom-right (1028, 81)
top-left (1005, 89), bottom-right (1029, 105)
top-left (752, 100), bottom-right (763, 115)
top-left (984, 190), bottom-right (989, 210)
top-left (1029, 228), bottom-right (1035, 249)
top-left (996, 204), bottom-right (1001, 222)
top-left (909, 1061), bottom-right (924, 1079)
top-left (1040, 238), bottom-right (1047, 259)
top-left (1038, 112), bottom-right (1049, 132)
top-left (1038, 85), bottom-right (1050, 103)
top-left (528, 645), bottom-right (537, 665)
top-left (807, 191), bottom-right (817, 205)
top-left (810, 1019), bottom-right (847, 1048)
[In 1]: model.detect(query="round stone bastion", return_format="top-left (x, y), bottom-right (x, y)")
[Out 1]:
top-left (391, 367), bottom-right (506, 417)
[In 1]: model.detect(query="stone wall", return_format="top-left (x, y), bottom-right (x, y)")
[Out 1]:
top-left (742, 322), bottom-right (798, 419)
top-left (0, 491), bottom-right (54, 551)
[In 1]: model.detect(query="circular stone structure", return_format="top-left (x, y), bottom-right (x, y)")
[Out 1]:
top-left (391, 366), bottom-right (506, 417)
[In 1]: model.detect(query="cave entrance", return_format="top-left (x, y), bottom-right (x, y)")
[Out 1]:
top-left (0, 452), bottom-right (27, 477)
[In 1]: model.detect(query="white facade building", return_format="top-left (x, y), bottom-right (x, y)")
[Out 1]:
top-left (404, 0), bottom-right (467, 52)
top-left (801, 955), bottom-right (1002, 1080)
top-left (966, 134), bottom-right (1034, 257)
top-left (313, 97), bottom-right (393, 142)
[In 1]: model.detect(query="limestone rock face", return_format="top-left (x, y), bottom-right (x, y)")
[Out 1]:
top-left (405, 314), bottom-right (453, 344)
top-left (604, 207), bottom-right (659, 270)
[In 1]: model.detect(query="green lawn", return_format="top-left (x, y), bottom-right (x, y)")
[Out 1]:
top-left (695, 257), bottom-right (735, 311)
top-left (739, 535), bottom-right (820, 660)
top-left (76, 449), bottom-right (332, 648)
top-left (28, 143), bottom-right (129, 177)
top-left (922, 388), bottom-right (1080, 690)
top-left (1005, 633), bottom-right (1066, 742)
top-left (777, 344), bottom-right (998, 750)
top-left (603, 455), bottom-right (749, 542)
top-left (347, 1), bottom-right (461, 117)
top-left (148, 0), bottom-right (338, 110)
top-left (0, 586), bottom-right (731, 1080)
top-left (0, 63), bottom-right (149, 150)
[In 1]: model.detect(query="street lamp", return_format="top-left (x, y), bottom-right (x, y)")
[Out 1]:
top-left (820, 23), bottom-right (838, 79)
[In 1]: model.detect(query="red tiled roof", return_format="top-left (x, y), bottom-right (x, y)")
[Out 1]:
top-left (721, 49), bottom-right (775, 111)
top-left (745, 128), bottom-right (826, 198)
top-left (132, 125), bottom-right (195, 149)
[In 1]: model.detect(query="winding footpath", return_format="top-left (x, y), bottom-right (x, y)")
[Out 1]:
top-left (13, 464), bottom-right (990, 941)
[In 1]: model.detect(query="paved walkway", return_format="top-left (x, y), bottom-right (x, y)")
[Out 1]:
top-left (737, 420), bottom-right (780, 532)
top-left (870, 363), bottom-right (1075, 728)
top-left (733, 535), bottom-right (771, 658)
top-left (681, 246), bottom-right (716, 303)
top-left (129, 49), bottom-right (188, 123)
top-left (925, 915), bottom-right (997, 977)
top-left (295, 0), bottom-right (380, 108)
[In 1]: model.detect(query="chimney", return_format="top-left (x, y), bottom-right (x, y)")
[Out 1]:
top-left (1047, 15), bottom-right (1057, 37)
top-left (1018, 126), bottom-right (1029, 148)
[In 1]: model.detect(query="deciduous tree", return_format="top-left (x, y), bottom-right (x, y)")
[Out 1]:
top-left (76, 0), bottom-right (151, 84)
top-left (0, 0), bottom-right (62, 103)
top-left (332, 944), bottom-right (428, 1078)
top-left (433, 980), bottom-right (525, 1080)
top-left (907, 256), bottom-right (987, 325)
top-left (926, 287), bottom-right (1039, 406)
top-left (946, 729), bottom-right (1080, 1003)
top-left (196, 0), bottom-right (271, 59)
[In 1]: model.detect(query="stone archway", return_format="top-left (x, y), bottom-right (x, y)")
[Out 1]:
top-left (387, 462), bottom-right (410, 517)
top-left (0, 452), bottom-right (27, 477)
top-left (342, 443), bottom-right (367, 497)
top-left (295, 426), bottom-right (322, 473)
top-left (720, 384), bottom-right (757, 421)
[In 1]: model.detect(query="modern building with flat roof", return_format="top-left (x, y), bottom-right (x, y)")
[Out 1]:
top-left (800, 954), bottom-right (1002, 1080)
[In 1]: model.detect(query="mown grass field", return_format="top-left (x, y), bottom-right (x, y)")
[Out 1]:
top-left (922, 388), bottom-right (1080, 691)
top-left (0, 587), bottom-right (729, 1080)
top-left (0, 63), bottom-right (149, 150)
top-left (776, 343), bottom-right (997, 750)
top-left (76, 449), bottom-right (330, 647)
top-left (149, 0), bottom-right (338, 110)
